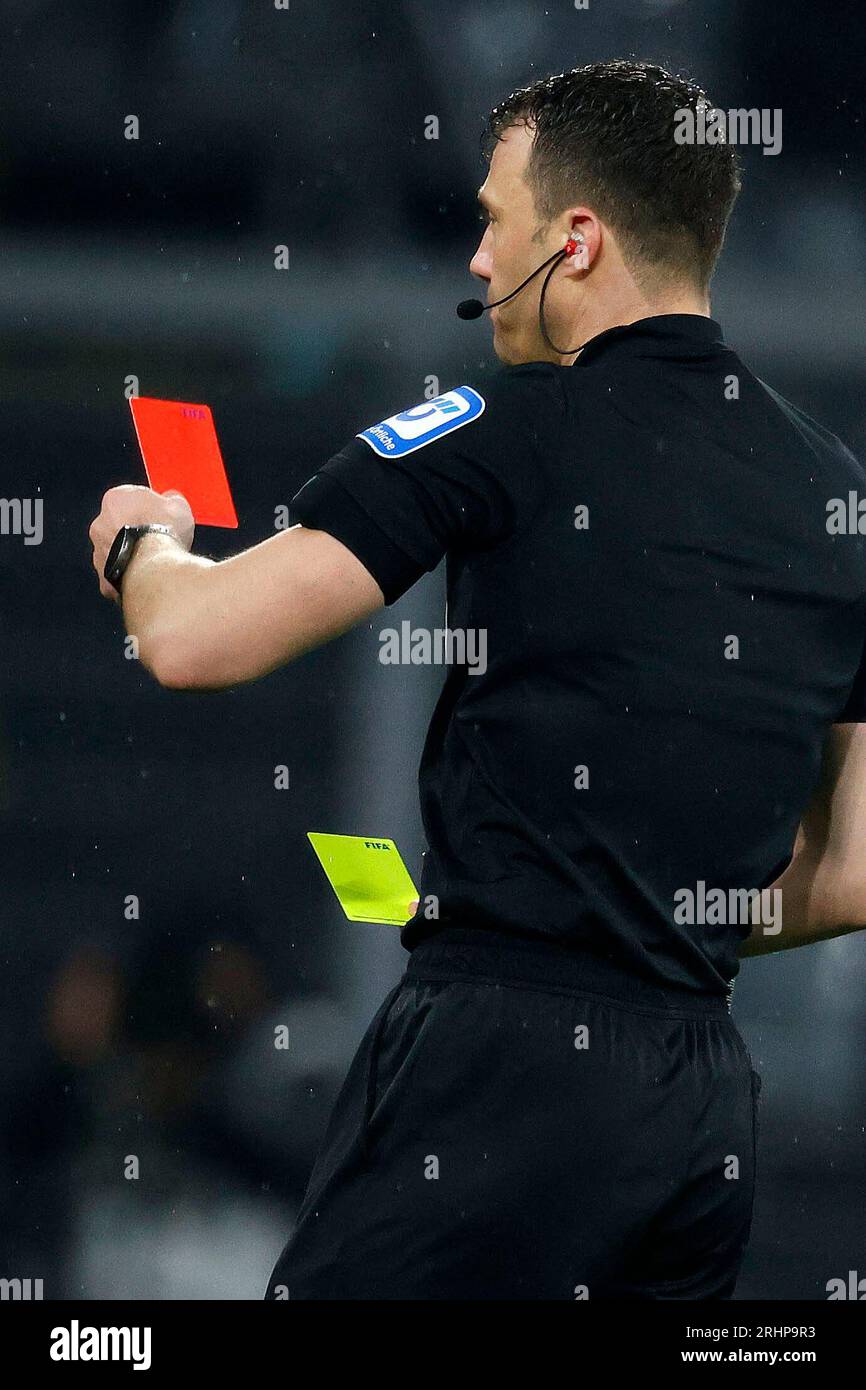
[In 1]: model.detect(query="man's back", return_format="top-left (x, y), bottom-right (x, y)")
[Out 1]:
top-left (404, 315), bottom-right (866, 992)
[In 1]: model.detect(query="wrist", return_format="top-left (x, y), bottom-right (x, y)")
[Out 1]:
top-left (104, 523), bottom-right (181, 593)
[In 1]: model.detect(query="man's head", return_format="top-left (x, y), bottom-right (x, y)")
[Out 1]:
top-left (470, 60), bottom-right (742, 365)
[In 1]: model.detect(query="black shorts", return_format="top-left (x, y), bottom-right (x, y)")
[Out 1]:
top-left (265, 929), bottom-right (761, 1300)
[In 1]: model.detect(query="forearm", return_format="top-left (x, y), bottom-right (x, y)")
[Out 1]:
top-left (120, 534), bottom-right (216, 686)
top-left (90, 484), bottom-right (383, 689)
top-left (119, 525), bottom-right (384, 690)
top-left (739, 848), bottom-right (866, 957)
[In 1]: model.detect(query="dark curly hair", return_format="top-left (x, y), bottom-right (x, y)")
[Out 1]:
top-left (484, 60), bottom-right (742, 292)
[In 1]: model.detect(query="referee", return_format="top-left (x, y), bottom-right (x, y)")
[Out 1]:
top-left (90, 61), bottom-right (866, 1299)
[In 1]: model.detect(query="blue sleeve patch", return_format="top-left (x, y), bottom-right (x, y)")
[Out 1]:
top-left (357, 386), bottom-right (486, 458)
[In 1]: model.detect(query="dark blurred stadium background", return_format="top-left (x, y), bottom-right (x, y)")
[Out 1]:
top-left (1, 0), bottom-right (865, 1298)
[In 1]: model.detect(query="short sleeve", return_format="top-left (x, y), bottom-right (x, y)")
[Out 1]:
top-left (289, 363), bottom-right (566, 604)
top-left (837, 639), bottom-right (866, 721)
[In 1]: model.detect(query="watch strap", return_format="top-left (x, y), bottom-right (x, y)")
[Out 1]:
top-left (104, 523), bottom-right (179, 592)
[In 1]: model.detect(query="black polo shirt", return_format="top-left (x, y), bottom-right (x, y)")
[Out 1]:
top-left (291, 315), bottom-right (866, 994)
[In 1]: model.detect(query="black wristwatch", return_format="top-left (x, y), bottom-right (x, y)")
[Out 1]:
top-left (104, 523), bottom-right (179, 593)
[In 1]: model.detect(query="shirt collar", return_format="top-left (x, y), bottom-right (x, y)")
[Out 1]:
top-left (574, 313), bottom-right (725, 366)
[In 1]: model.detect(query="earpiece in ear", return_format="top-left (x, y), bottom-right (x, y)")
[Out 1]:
top-left (564, 232), bottom-right (587, 268)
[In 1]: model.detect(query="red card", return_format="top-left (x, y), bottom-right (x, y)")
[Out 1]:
top-left (129, 397), bottom-right (238, 528)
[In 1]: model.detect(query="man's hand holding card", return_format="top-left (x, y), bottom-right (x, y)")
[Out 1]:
top-left (89, 484), bottom-right (195, 600)
top-left (89, 397), bottom-right (237, 598)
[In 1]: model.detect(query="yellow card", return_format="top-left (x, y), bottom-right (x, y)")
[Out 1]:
top-left (306, 832), bottom-right (419, 925)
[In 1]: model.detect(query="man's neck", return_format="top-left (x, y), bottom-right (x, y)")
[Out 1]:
top-left (558, 290), bottom-right (711, 365)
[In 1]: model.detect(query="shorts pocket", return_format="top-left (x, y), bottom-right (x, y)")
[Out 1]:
top-left (360, 983), bottom-right (404, 1160)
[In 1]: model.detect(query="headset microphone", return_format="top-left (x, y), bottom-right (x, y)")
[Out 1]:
top-left (456, 236), bottom-right (586, 355)
top-left (454, 299), bottom-right (486, 321)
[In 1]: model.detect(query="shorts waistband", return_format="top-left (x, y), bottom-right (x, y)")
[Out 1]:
top-left (405, 928), bottom-right (732, 1019)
